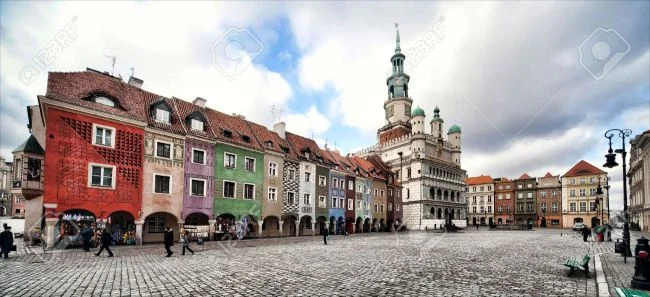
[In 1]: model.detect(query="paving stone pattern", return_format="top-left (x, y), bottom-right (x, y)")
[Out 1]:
top-left (598, 229), bottom-right (650, 297)
top-left (1, 230), bottom-right (597, 296)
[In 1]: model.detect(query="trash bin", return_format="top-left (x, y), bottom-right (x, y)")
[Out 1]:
top-left (615, 239), bottom-right (624, 254)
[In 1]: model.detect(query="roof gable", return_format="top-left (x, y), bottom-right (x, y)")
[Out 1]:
top-left (465, 175), bottom-right (493, 185)
top-left (563, 160), bottom-right (606, 177)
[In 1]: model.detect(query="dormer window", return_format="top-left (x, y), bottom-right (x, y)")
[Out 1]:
top-left (190, 119), bottom-right (203, 131)
top-left (155, 108), bottom-right (170, 123)
top-left (242, 135), bottom-right (251, 143)
top-left (304, 151), bottom-right (310, 158)
top-left (265, 141), bottom-right (273, 148)
top-left (94, 96), bottom-right (115, 107)
top-left (223, 130), bottom-right (233, 138)
top-left (281, 146), bottom-right (290, 153)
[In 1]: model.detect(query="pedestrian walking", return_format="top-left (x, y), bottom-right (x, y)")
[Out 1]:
top-left (476, 224), bottom-right (479, 230)
top-left (94, 229), bottom-right (114, 257)
top-left (81, 225), bottom-right (93, 252)
top-left (581, 225), bottom-right (591, 242)
top-left (0, 225), bottom-right (14, 259)
top-left (164, 227), bottom-right (174, 257)
top-left (323, 227), bottom-right (329, 245)
top-left (181, 230), bottom-right (194, 255)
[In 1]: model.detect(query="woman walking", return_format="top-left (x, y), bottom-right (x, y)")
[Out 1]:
top-left (95, 229), bottom-right (114, 257)
top-left (182, 230), bottom-right (194, 255)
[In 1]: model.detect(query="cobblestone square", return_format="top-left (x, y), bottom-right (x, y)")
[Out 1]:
top-left (0, 229), bottom-right (599, 296)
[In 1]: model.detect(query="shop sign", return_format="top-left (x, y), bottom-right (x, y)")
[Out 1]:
top-left (183, 225), bottom-right (209, 238)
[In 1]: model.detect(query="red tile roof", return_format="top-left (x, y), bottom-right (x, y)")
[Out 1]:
top-left (205, 109), bottom-right (262, 150)
top-left (171, 97), bottom-right (216, 140)
top-left (465, 175), bottom-right (493, 185)
top-left (518, 173), bottom-right (532, 180)
top-left (246, 121), bottom-right (297, 160)
top-left (352, 156), bottom-right (385, 181)
top-left (543, 172), bottom-right (554, 178)
top-left (143, 97), bottom-right (186, 135)
top-left (286, 132), bottom-right (326, 164)
top-left (45, 70), bottom-right (156, 122)
top-left (562, 160), bottom-right (606, 177)
top-left (323, 149), bottom-right (355, 174)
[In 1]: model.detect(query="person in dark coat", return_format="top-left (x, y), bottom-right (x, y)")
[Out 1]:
top-left (181, 230), bottom-right (194, 255)
top-left (323, 227), bottom-right (329, 245)
top-left (95, 229), bottom-right (114, 257)
top-left (81, 225), bottom-right (93, 252)
top-left (0, 225), bottom-right (14, 258)
top-left (164, 227), bottom-right (174, 257)
top-left (581, 225), bottom-right (591, 242)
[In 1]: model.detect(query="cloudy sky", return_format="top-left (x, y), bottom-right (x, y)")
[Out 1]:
top-left (1, 1), bottom-right (648, 210)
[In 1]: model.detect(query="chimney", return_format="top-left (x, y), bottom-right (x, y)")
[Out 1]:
top-left (232, 113), bottom-right (245, 120)
top-left (128, 76), bottom-right (143, 88)
top-left (193, 97), bottom-right (206, 108)
top-left (273, 121), bottom-right (286, 139)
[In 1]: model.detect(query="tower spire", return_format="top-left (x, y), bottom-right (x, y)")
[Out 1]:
top-left (394, 23), bottom-right (401, 54)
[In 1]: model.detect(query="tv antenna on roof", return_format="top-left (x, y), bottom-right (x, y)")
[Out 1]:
top-left (104, 55), bottom-right (116, 76)
top-left (130, 67), bottom-right (135, 77)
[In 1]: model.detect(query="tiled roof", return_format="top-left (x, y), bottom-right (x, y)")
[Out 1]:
top-left (518, 173), bottom-right (532, 180)
top-left (205, 109), bottom-right (262, 151)
top-left (323, 149), bottom-right (355, 175)
top-left (347, 156), bottom-right (372, 178)
top-left (246, 121), bottom-right (297, 159)
top-left (465, 175), bottom-right (493, 185)
top-left (353, 156), bottom-right (386, 181)
top-left (171, 97), bottom-right (216, 140)
top-left (45, 71), bottom-right (156, 122)
top-left (286, 132), bottom-right (326, 164)
top-left (562, 160), bottom-right (606, 177)
top-left (543, 172), bottom-right (554, 178)
top-left (143, 97), bottom-right (186, 135)
top-left (12, 135), bottom-right (44, 154)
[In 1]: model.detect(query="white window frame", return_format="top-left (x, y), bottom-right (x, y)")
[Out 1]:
top-left (87, 163), bottom-right (116, 189)
top-left (288, 169), bottom-right (296, 180)
top-left (92, 124), bottom-right (116, 148)
top-left (305, 172), bottom-right (311, 182)
top-left (243, 183), bottom-right (256, 200)
top-left (286, 191), bottom-right (296, 205)
top-left (191, 148), bottom-right (206, 165)
top-left (268, 187), bottom-right (277, 201)
top-left (190, 118), bottom-right (204, 131)
top-left (348, 199), bottom-right (354, 210)
top-left (223, 180), bottom-right (236, 198)
top-left (154, 139), bottom-right (173, 159)
top-left (396, 204), bottom-right (400, 211)
top-left (268, 162), bottom-right (278, 177)
top-left (244, 157), bottom-right (256, 172)
top-left (332, 177), bottom-right (338, 187)
top-left (331, 197), bottom-right (337, 208)
top-left (339, 197), bottom-right (344, 209)
top-left (153, 173), bottom-right (172, 195)
top-left (189, 178), bottom-right (206, 197)
top-left (570, 202), bottom-right (577, 212)
top-left (303, 193), bottom-right (311, 205)
top-left (224, 152), bottom-right (237, 169)
top-left (380, 190), bottom-right (384, 197)
top-left (348, 181), bottom-right (353, 190)
top-left (319, 175), bottom-right (326, 186)
top-left (155, 108), bottom-right (170, 124)
top-left (319, 195), bottom-right (326, 208)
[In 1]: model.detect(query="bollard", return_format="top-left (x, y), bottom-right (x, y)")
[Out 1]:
top-left (632, 237), bottom-right (650, 290)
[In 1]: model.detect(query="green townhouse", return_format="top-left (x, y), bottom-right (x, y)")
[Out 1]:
top-left (206, 109), bottom-right (264, 238)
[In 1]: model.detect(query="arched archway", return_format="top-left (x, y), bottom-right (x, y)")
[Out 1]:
top-left (217, 213), bottom-right (236, 235)
top-left (244, 215), bottom-right (259, 238)
top-left (429, 188), bottom-right (435, 200)
top-left (480, 217), bottom-right (486, 225)
top-left (363, 218), bottom-right (371, 233)
top-left (488, 217), bottom-right (494, 226)
top-left (437, 189), bottom-right (442, 200)
top-left (456, 209), bottom-right (461, 220)
top-left (437, 208), bottom-right (442, 220)
top-left (108, 211), bottom-right (136, 245)
top-left (262, 216), bottom-right (280, 238)
top-left (472, 217), bottom-right (477, 225)
top-left (316, 216), bottom-right (327, 235)
top-left (337, 217), bottom-right (344, 235)
top-left (372, 218), bottom-right (378, 232)
top-left (451, 192), bottom-right (455, 201)
top-left (444, 190), bottom-right (449, 201)
top-left (356, 217), bottom-right (363, 233)
top-left (346, 217), bottom-right (355, 234)
top-left (456, 192), bottom-right (461, 202)
top-left (185, 212), bottom-right (209, 226)
top-left (144, 212), bottom-right (179, 243)
top-left (497, 218), bottom-right (503, 224)
top-left (429, 207), bottom-right (435, 219)
top-left (329, 216), bottom-right (336, 234)
top-left (282, 215), bottom-right (297, 237)
top-left (379, 218), bottom-right (386, 231)
top-left (591, 216), bottom-right (601, 228)
top-left (55, 209), bottom-right (96, 248)
top-left (299, 216), bottom-right (313, 236)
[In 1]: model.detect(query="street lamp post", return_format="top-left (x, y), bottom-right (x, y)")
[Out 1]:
top-left (603, 128), bottom-right (633, 263)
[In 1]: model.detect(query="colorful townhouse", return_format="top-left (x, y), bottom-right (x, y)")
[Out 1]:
top-left (367, 155), bottom-right (402, 230)
top-left (175, 97), bottom-right (216, 229)
top-left (37, 70), bottom-right (147, 248)
top-left (141, 96), bottom-right (186, 243)
top-left (272, 122), bottom-right (301, 237)
top-left (207, 110), bottom-right (265, 237)
top-left (466, 175), bottom-right (494, 226)
top-left (561, 160), bottom-right (608, 228)
top-left (247, 121), bottom-right (291, 238)
top-left (322, 149), bottom-right (346, 234)
top-left (325, 149), bottom-right (358, 234)
top-left (315, 158), bottom-right (331, 235)
top-left (536, 172), bottom-right (562, 228)
top-left (493, 177), bottom-right (514, 225)
top-left (514, 173), bottom-right (537, 225)
top-left (355, 157), bottom-right (387, 231)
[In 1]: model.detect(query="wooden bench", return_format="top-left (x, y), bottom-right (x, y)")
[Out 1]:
top-left (615, 287), bottom-right (650, 297)
top-left (563, 254), bottom-right (590, 278)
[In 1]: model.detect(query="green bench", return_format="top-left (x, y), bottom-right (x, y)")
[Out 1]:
top-left (563, 254), bottom-right (590, 278)
top-left (615, 287), bottom-right (650, 297)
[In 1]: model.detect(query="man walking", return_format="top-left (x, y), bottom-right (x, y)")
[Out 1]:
top-left (323, 226), bottom-right (329, 245)
top-left (95, 229), bottom-right (114, 257)
top-left (164, 227), bottom-right (174, 257)
top-left (181, 230), bottom-right (194, 255)
top-left (0, 225), bottom-right (14, 259)
top-left (81, 224), bottom-right (93, 252)
top-left (581, 225), bottom-right (591, 242)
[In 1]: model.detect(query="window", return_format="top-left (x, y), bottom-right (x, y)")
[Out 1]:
top-left (472, 197), bottom-right (477, 203)
top-left (487, 206), bottom-right (492, 213)
top-left (374, 189), bottom-right (378, 196)
top-left (287, 192), bottom-right (295, 204)
top-left (268, 187), bottom-right (277, 200)
top-left (154, 174), bottom-right (171, 194)
top-left (590, 177), bottom-right (596, 183)
top-left (190, 178), bottom-right (205, 196)
top-left (406, 168), bottom-right (411, 178)
top-left (589, 189), bottom-right (597, 196)
top-left (357, 200), bottom-right (362, 209)
top-left (147, 215), bottom-right (166, 233)
top-left (245, 157), bottom-right (256, 172)
top-left (319, 176), bottom-right (326, 186)
top-left (518, 204), bottom-right (524, 211)
top-left (375, 204), bottom-right (379, 212)
top-left (527, 192), bottom-right (533, 199)
top-left (498, 185), bottom-right (503, 190)
top-left (94, 96), bottom-right (115, 107)
top-left (332, 177), bottom-right (338, 187)
top-left (191, 119), bottom-right (204, 131)
top-left (155, 141), bottom-right (172, 159)
top-left (192, 149), bottom-right (206, 164)
top-left (552, 203), bottom-right (558, 212)
top-left (540, 203), bottom-right (547, 211)
top-left (358, 184), bottom-right (363, 192)
top-left (570, 190), bottom-right (576, 197)
top-left (224, 153), bottom-right (236, 168)
top-left (579, 189), bottom-right (585, 197)
top-left (380, 190), bottom-right (384, 197)
top-left (480, 206), bottom-right (485, 213)
top-left (303, 193), bottom-right (310, 205)
top-left (498, 194), bottom-right (503, 200)
top-left (339, 198), bottom-right (344, 209)
top-left (517, 193), bottom-right (523, 199)
top-left (244, 184), bottom-right (255, 199)
top-left (305, 172), bottom-right (311, 182)
top-left (570, 178), bottom-right (575, 184)
top-left (388, 203), bottom-right (393, 211)
top-left (348, 199), bottom-right (353, 210)
top-left (339, 179), bottom-right (344, 189)
top-left (579, 202), bottom-right (587, 212)
top-left (155, 108), bottom-right (170, 123)
top-left (223, 181), bottom-right (235, 198)
top-left (527, 204), bottom-right (533, 211)
top-left (93, 124), bottom-right (115, 147)
top-left (348, 181), bottom-right (353, 190)
top-left (580, 178), bottom-right (585, 184)
top-left (319, 196), bottom-right (326, 208)
top-left (527, 183), bottom-right (532, 188)
top-left (89, 164), bottom-right (115, 188)
top-left (506, 185), bottom-right (511, 189)
top-left (389, 189), bottom-right (393, 196)
top-left (288, 169), bottom-right (295, 180)
top-left (589, 201), bottom-right (595, 211)
top-left (541, 191), bottom-right (547, 198)
top-left (472, 187), bottom-right (476, 192)
top-left (487, 196), bottom-right (492, 202)
top-left (407, 188), bottom-right (410, 199)
top-left (552, 190), bottom-right (558, 197)
top-left (505, 205), bottom-right (510, 212)
top-left (268, 163), bottom-right (278, 176)
top-left (480, 186), bottom-right (484, 191)
top-left (517, 184), bottom-right (522, 189)
top-left (488, 186), bottom-right (492, 191)
top-left (396, 204), bottom-right (400, 211)
top-left (472, 206), bottom-right (477, 213)
top-left (506, 194), bottom-right (511, 199)
top-left (570, 202), bottom-right (577, 212)
top-left (498, 206), bottom-right (502, 212)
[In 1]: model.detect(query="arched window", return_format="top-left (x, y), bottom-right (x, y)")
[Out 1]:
top-left (94, 96), bottom-right (115, 107)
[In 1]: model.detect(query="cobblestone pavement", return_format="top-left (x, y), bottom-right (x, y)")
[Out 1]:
top-left (0, 229), bottom-right (597, 296)
top-left (598, 229), bottom-right (650, 296)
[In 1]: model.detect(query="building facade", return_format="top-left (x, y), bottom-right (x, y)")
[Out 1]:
top-left (514, 174), bottom-right (537, 225)
top-left (0, 156), bottom-right (14, 216)
top-left (561, 160), bottom-right (608, 228)
top-left (466, 176), bottom-right (494, 226)
top-left (493, 178), bottom-right (514, 224)
top-left (629, 130), bottom-right (649, 230)
top-left (536, 173), bottom-right (562, 228)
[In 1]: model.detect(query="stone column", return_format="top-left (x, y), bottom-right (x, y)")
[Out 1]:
top-left (208, 219), bottom-right (216, 241)
top-left (45, 218), bottom-right (57, 250)
top-left (258, 220), bottom-right (263, 238)
top-left (279, 221), bottom-right (284, 236)
top-left (294, 221), bottom-right (299, 236)
top-left (135, 220), bottom-right (144, 245)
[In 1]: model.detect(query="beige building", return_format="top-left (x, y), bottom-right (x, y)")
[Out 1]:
top-left (466, 175), bottom-right (494, 226)
top-left (629, 130), bottom-right (650, 231)
top-left (561, 160), bottom-right (608, 228)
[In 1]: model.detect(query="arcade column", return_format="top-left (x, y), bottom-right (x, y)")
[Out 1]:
top-left (135, 220), bottom-right (144, 244)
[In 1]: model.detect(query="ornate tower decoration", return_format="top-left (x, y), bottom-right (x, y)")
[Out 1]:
top-left (379, 23), bottom-right (414, 145)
